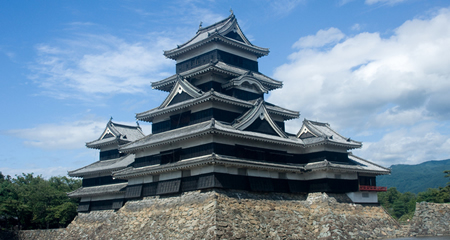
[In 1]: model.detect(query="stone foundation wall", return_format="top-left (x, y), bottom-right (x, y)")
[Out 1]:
top-left (18, 190), bottom-right (408, 239)
top-left (409, 202), bottom-right (450, 237)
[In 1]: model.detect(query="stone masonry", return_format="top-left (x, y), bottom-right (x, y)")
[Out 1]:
top-left (18, 190), bottom-right (413, 240)
top-left (409, 202), bottom-right (450, 237)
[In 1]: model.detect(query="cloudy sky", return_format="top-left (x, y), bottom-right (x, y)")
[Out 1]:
top-left (1, 0), bottom-right (450, 178)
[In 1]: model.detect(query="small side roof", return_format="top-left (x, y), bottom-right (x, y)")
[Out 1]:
top-left (297, 119), bottom-right (362, 148)
top-left (68, 154), bottom-right (135, 177)
top-left (67, 183), bottom-right (127, 198)
top-left (86, 119), bottom-right (145, 149)
top-left (305, 154), bottom-right (390, 175)
top-left (163, 13), bottom-right (269, 60)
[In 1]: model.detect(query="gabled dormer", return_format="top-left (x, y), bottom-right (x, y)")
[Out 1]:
top-left (297, 119), bottom-right (362, 149)
top-left (233, 99), bottom-right (287, 138)
top-left (86, 119), bottom-right (145, 160)
top-left (159, 75), bottom-right (203, 109)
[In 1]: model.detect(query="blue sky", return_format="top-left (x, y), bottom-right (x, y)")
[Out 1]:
top-left (1, 0), bottom-right (450, 178)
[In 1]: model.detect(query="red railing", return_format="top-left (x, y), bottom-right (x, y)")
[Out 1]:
top-left (359, 185), bottom-right (387, 192)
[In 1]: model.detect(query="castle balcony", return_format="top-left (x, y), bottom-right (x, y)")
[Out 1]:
top-left (359, 185), bottom-right (387, 192)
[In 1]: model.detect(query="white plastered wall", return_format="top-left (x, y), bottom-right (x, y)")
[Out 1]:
top-left (346, 191), bottom-right (378, 203)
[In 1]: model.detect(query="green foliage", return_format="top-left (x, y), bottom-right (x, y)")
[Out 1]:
top-left (377, 159), bottom-right (450, 194)
top-left (0, 172), bottom-right (81, 230)
top-left (378, 170), bottom-right (450, 222)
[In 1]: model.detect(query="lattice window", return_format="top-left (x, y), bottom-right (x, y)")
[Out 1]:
top-left (125, 185), bottom-right (142, 198)
top-left (142, 182), bottom-right (158, 197)
top-left (181, 176), bottom-right (199, 192)
top-left (288, 180), bottom-right (308, 193)
top-left (249, 177), bottom-right (274, 192)
top-left (77, 202), bottom-right (90, 212)
top-left (112, 200), bottom-right (124, 209)
top-left (156, 180), bottom-right (181, 195)
top-left (197, 174), bottom-right (216, 189)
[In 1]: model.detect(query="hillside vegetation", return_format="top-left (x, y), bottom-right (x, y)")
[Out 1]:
top-left (377, 159), bottom-right (450, 194)
top-left (378, 169), bottom-right (450, 221)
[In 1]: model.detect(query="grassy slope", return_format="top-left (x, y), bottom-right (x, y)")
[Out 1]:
top-left (377, 159), bottom-right (450, 194)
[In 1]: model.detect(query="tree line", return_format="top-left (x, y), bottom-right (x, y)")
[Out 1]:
top-left (0, 172), bottom-right (81, 231)
top-left (378, 170), bottom-right (450, 222)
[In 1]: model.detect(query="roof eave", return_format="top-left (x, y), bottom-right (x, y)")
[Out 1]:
top-left (163, 35), bottom-right (269, 60)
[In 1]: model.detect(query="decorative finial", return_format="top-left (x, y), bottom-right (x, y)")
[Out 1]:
top-left (136, 121), bottom-right (140, 127)
top-left (230, 8), bottom-right (234, 15)
top-left (109, 116), bottom-right (113, 122)
top-left (199, 21), bottom-right (203, 29)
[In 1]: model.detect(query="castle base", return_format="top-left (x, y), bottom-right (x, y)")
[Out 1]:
top-left (19, 189), bottom-right (409, 239)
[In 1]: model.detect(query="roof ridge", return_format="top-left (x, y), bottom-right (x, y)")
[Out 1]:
top-left (197, 13), bottom-right (234, 34)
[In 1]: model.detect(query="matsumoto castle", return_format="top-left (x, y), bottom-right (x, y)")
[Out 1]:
top-left (68, 13), bottom-right (390, 212)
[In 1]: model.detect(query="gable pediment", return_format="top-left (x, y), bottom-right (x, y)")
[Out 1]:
top-left (296, 123), bottom-right (319, 139)
top-left (100, 128), bottom-right (116, 140)
top-left (233, 100), bottom-right (287, 138)
top-left (159, 75), bottom-right (202, 109)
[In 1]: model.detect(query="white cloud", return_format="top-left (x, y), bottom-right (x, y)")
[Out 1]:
top-left (351, 23), bottom-right (361, 31)
top-left (269, 8), bottom-right (450, 165)
top-left (30, 33), bottom-right (176, 100)
top-left (6, 119), bottom-right (106, 150)
top-left (365, 0), bottom-right (408, 5)
top-left (269, 0), bottom-right (305, 16)
top-left (0, 166), bottom-right (72, 179)
top-left (354, 123), bottom-right (450, 166)
top-left (293, 28), bottom-right (345, 49)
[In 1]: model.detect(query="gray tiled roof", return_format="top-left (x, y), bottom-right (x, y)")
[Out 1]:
top-left (163, 13), bottom-right (269, 60)
top-left (305, 155), bottom-right (390, 175)
top-left (67, 183), bottom-right (127, 198)
top-left (86, 120), bottom-right (145, 149)
top-left (68, 154), bottom-right (135, 177)
top-left (298, 119), bottom-right (362, 148)
top-left (113, 153), bottom-right (306, 179)
top-left (348, 153), bottom-right (391, 174)
top-left (114, 152), bottom-right (389, 179)
top-left (136, 90), bottom-right (297, 122)
top-left (152, 61), bottom-right (282, 92)
top-left (120, 119), bottom-right (361, 154)
top-left (120, 120), bottom-right (214, 152)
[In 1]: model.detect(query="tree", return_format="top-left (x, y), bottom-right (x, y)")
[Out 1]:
top-left (0, 173), bottom-right (81, 230)
top-left (445, 170), bottom-right (450, 186)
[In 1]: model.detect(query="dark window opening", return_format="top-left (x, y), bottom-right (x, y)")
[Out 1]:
top-left (175, 50), bottom-right (258, 73)
top-left (152, 108), bottom-right (241, 134)
top-left (82, 176), bottom-right (126, 187)
top-left (99, 149), bottom-right (123, 161)
top-left (359, 176), bottom-right (376, 186)
top-left (170, 111), bottom-right (191, 129)
top-left (227, 88), bottom-right (262, 101)
top-left (160, 149), bottom-right (181, 165)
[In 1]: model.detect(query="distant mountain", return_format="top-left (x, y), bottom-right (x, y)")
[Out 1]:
top-left (377, 159), bottom-right (450, 194)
